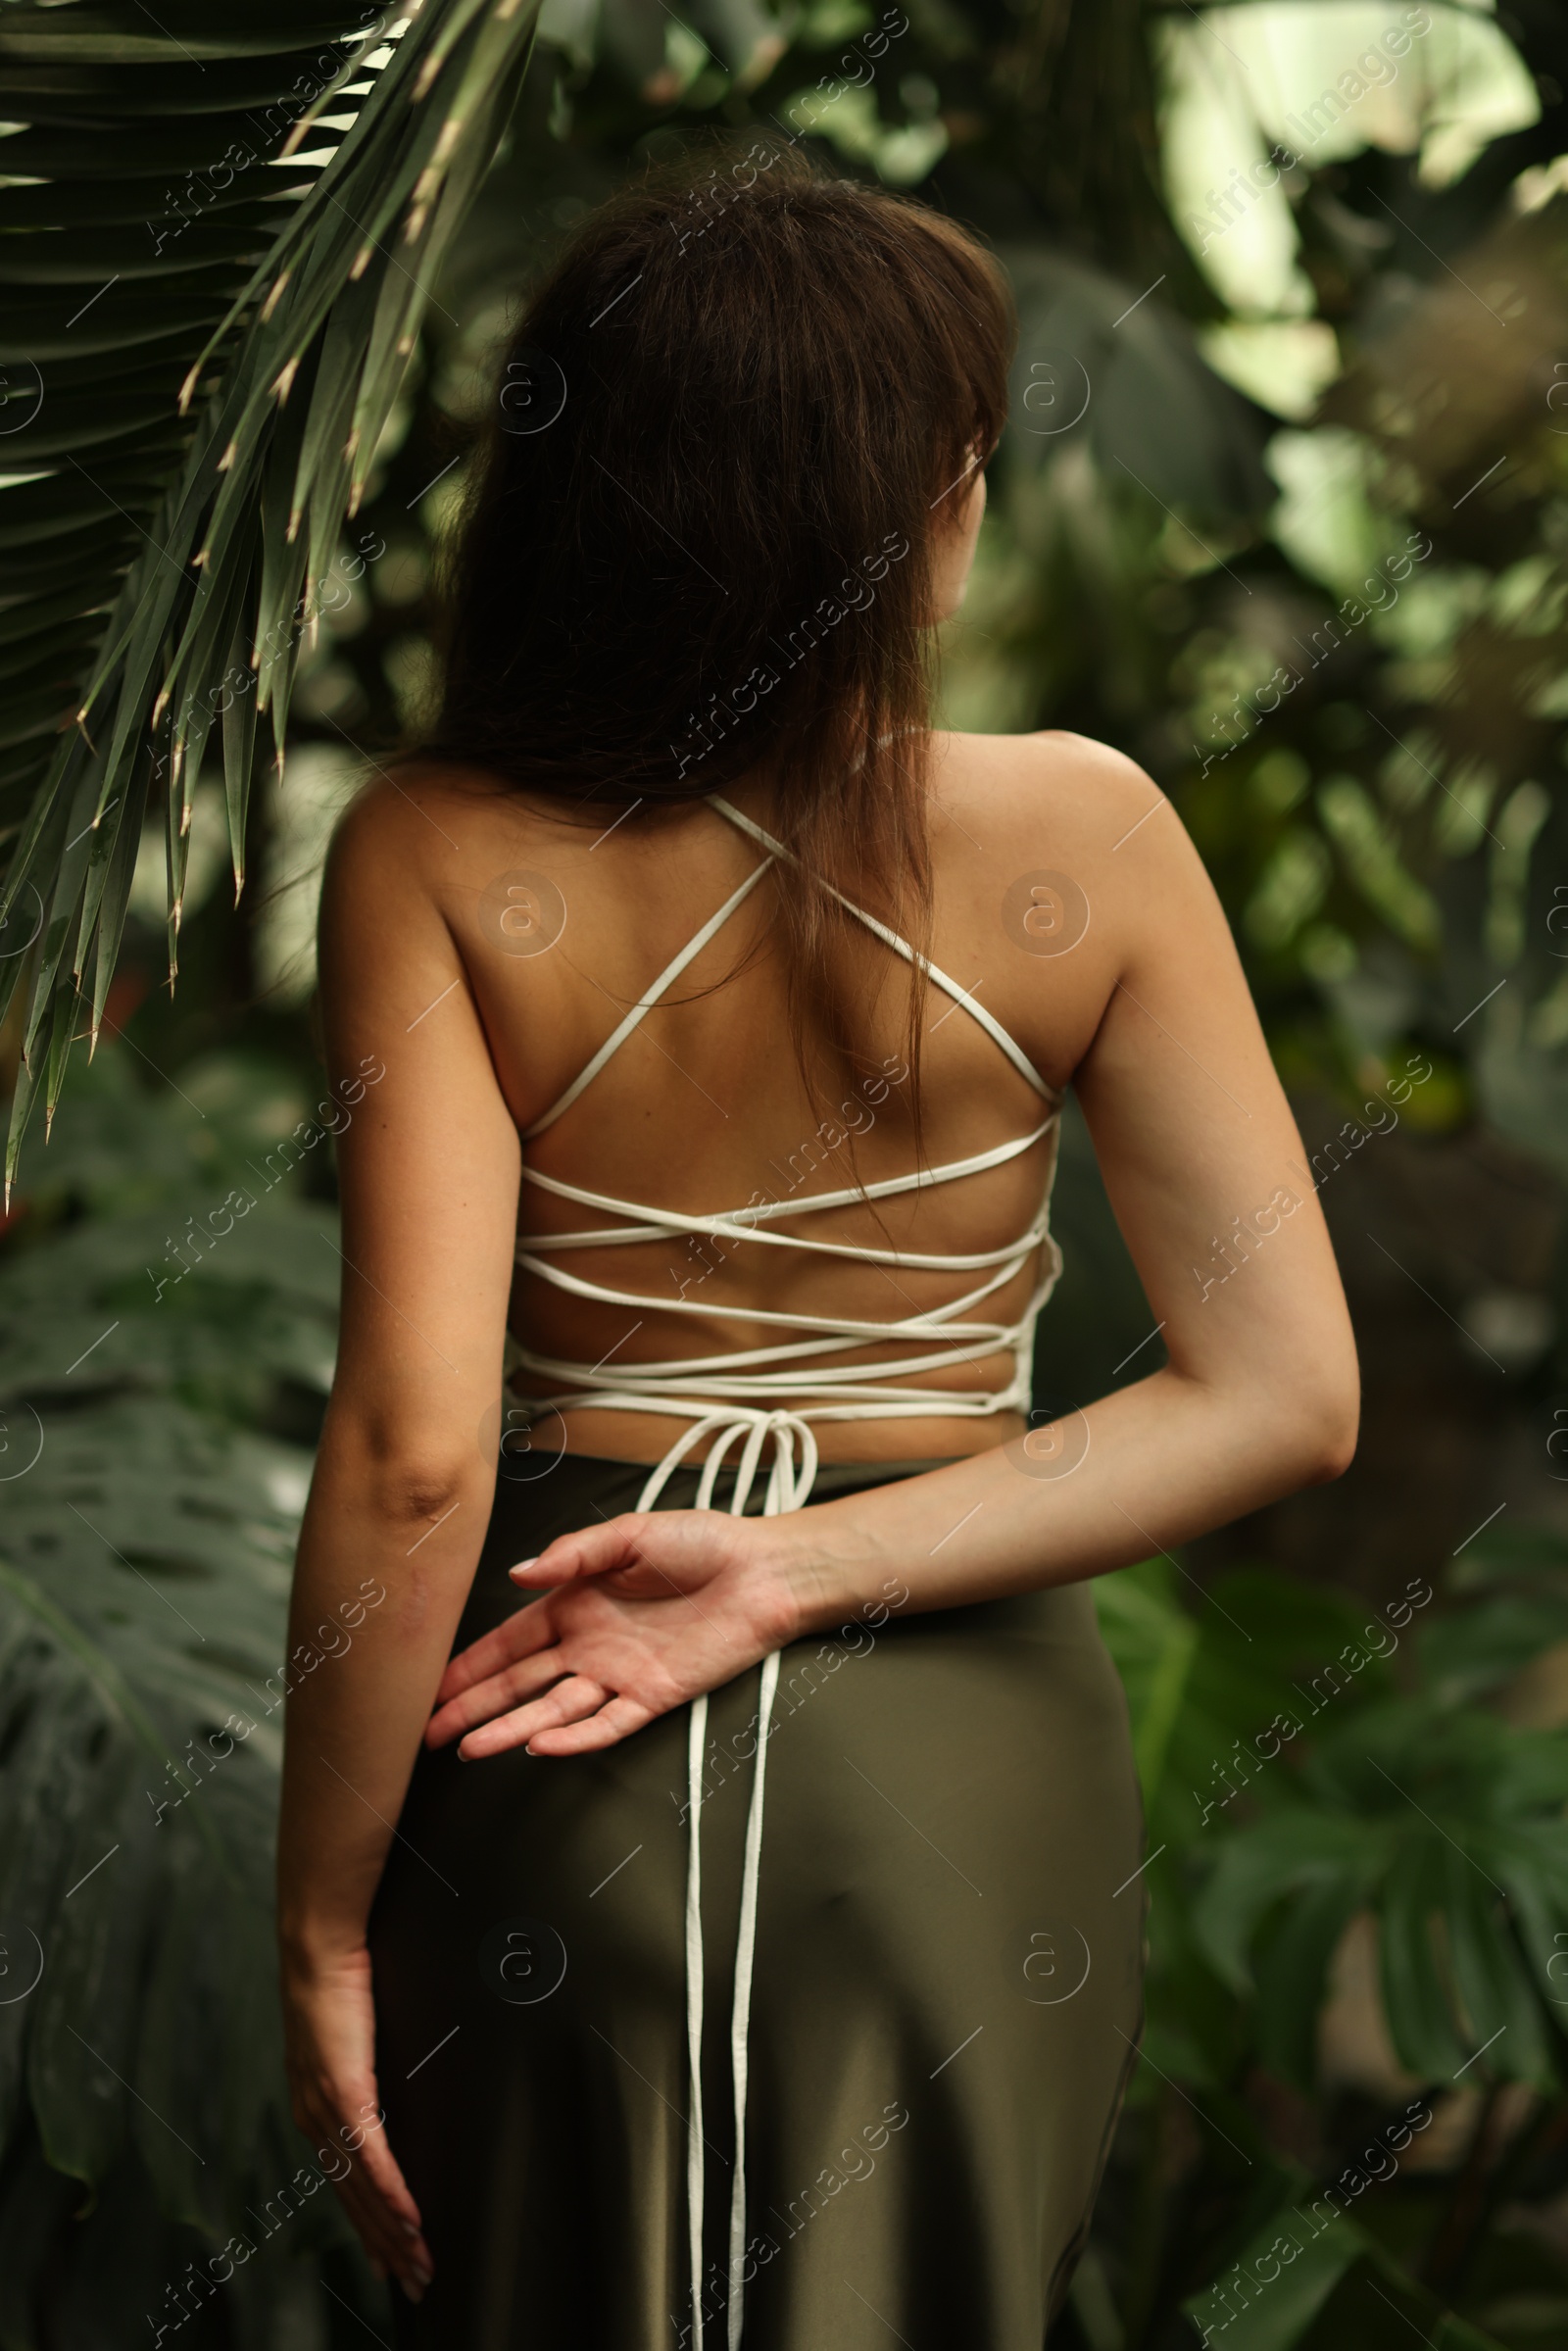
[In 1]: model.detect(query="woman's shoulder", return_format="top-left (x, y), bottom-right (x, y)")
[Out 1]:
top-left (322, 756), bottom-right (584, 893)
top-left (930, 726), bottom-right (1180, 885)
top-left (322, 733), bottom-right (1188, 920)
top-left (922, 728), bottom-right (1226, 1088)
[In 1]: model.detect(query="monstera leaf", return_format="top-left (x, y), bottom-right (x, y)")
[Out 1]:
top-left (1192, 1692), bottom-right (1568, 2094)
top-left (0, 1400), bottom-right (302, 2220)
top-left (1092, 1544), bottom-right (1568, 2351)
top-left (0, 1043), bottom-right (362, 2338)
top-left (1155, 1521), bottom-right (1568, 2100)
top-left (1180, 2174), bottom-right (1511, 2351)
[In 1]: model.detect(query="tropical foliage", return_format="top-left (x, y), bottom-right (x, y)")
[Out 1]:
top-left (0, 0), bottom-right (547, 1189)
top-left (1084, 1538), bottom-right (1568, 2350)
top-left (0, 1048), bottom-right (367, 2344)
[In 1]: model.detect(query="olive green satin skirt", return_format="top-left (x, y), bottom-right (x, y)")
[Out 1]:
top-left (368, 1452), bottom-right (1146, 2349)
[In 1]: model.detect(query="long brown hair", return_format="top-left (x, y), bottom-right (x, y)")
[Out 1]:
top-left (420, 140), bottom-right (1014, 1128)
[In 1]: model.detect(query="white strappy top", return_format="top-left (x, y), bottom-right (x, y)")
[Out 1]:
top-left (509, 793), bottom-right (1065, 2351)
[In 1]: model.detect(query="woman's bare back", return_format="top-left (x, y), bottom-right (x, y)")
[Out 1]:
top-left (371, 725), bottom-right (1150, 1466)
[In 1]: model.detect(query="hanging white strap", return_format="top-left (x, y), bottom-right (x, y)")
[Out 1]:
top-left (727, 1646), bottom-right (780, 2348)
top-left (685, 1692), bottom-right (710, 2351)
top-left (642, 1410), bottom-right (815, 2351)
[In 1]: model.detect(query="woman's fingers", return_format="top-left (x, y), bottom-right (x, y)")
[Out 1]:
top-left (426, 1644), bottom-right (570, 1749)
top-left (508, 1513), bottom-right (662, 1589)
top-left (430, 1526), bottom-right (650, 1716)
top-left (280, 1966), bottom-right (433, 2294)
top-left (354, 2109), bottom-right (424, 2236)
top-left (432, 1593), bottom-right (557, 1705)
top-left (430, 1511), bottom-right (775, 1760)
top-left (457, 1673), bottom-right (612, 1761)
top-left (302, 2103), bottom-right (430, 2286)
top-left (333, 2161), bottom-right (409, 2273)
top-left (525, 1693), bottom-right (656, 1755)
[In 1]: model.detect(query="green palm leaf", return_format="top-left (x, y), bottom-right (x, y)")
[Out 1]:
top-left (0, 0), bottom-right (545, 1191)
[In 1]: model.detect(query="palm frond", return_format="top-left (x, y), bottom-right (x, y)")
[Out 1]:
top-left (0, 0), bottom-right (545, 1192)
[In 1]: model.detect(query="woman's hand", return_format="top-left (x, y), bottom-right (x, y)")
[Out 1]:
top-left (279, 1940), bottom-right (433, 2301)
top-left (424, 1509), bottom-right (804, 1760)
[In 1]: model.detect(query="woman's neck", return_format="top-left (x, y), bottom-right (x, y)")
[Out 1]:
top-left (706, 762), bottom-right (784, 833)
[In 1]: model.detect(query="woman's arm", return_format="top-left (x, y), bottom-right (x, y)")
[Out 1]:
top-left (778, 748), bottom-right (1361, 1626)
top-left (276, 783), bottom-right (520, 2301)
top-left (426, 757), bottom-right (1358, 1758)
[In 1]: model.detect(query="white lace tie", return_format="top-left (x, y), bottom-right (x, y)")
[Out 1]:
top-left (630, 1407), bottom-right (817, 2351)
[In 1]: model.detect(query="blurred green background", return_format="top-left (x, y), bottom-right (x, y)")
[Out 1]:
top-left (7, 1), bottom-right (1568, 2344)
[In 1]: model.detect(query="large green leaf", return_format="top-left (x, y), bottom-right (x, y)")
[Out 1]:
top-left (1183, 2184), bottom-right (1511, 2351)
top-left (1191, 1697), bottom-right (1568, 2091)
top-left (0, 6), bottom-right (371, 852)
top-left (0, 0), bottom-right (546, 1188)
top-left (0, 1043), bottom-right (370, 2334)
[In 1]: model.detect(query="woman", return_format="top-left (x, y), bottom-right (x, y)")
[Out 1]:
top-left (276, 147), bottom-right (1357, 2349)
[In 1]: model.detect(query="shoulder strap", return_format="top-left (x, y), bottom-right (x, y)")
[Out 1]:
top-left (707, 794), bottom-right (1060, 1104)
top-left (522, 854), bottom-right (775, 1141)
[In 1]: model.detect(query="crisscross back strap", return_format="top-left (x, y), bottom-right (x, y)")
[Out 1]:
top-left (517, 1113), bottom-right (1056, 1247)
top-left (521, 853), bottom-right (776, 1140)
top-left (706, 794), bottom-right (1059, 1105)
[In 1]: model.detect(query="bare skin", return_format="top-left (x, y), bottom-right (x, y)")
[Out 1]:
top-left (275, 467), bottom-right (1358, 2301)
